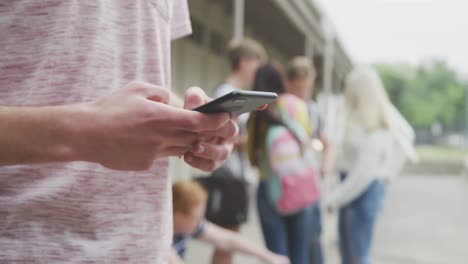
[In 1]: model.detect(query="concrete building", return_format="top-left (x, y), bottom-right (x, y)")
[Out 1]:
top-left (170, 0), bottom-right (353, 179)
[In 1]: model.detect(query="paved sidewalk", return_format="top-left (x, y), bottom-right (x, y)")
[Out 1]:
top-left (369, 174), bottom-right (468, 264)
top-left (186, 174), bottom-right (468, 263)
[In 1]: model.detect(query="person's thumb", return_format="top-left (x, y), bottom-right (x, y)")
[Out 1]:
top-left (184, 86), bottom-right (209, 110)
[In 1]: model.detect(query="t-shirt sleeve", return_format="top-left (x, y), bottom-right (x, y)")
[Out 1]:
top-left (171, 0), bottom-right (192, 40)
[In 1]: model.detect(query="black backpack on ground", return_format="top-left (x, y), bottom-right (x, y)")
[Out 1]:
top-left (195, 166), bottom-right (248, 228)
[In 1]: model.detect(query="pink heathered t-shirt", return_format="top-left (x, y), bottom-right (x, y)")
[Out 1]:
top-left (0, 1), bottom-right (191, 263)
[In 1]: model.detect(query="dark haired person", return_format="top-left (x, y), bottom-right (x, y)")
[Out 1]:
top-left (247, 63), bottom-right (313, 264)
top-left (203, 38), bottom-right (267, 264)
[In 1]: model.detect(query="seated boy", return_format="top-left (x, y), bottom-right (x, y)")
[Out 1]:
top-left (170, 181), bottom-right (290, 264)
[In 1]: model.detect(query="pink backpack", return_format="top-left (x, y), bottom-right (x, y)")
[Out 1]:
top-left (264, 94), bottom-right (320, 215)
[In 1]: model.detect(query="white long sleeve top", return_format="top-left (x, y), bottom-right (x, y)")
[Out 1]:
top-left (325, 124), bottom-right (408, 209)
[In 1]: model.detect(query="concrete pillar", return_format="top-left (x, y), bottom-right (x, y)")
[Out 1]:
top-left (465, 87), bottom-right (468, 146)
top-left (321, 17), bottom-right (335, 141)
top-left (233, 0), bottom-right (245, 40)
top-left (305, 37), bottom-right (314, 58)
top-left (319, 18), bottom-right (338, 245)
top-left (322, 22), bottom-right (335, 96)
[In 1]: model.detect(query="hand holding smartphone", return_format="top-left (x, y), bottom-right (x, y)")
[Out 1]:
top-left (193, 91), bottom-right (277, 117)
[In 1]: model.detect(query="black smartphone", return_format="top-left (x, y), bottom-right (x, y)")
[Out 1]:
top-left (193, 91), bottom-right (278, 117)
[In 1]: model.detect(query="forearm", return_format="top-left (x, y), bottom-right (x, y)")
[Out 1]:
top-left (321, 139), bottom-right (335, 174)
top-left (326, 169), bottom-right (373, 209)
top-left (220, 232), bottom-right (271, 262)
top-left (224, 235), bottom-right (273, 262)
top-left (0, 104), bottom-right (85, 166)
top-left (202, 225), bottom-right (274, 262)
top-left (0, 82), bottom-right (233, 171)
top-left (326, 143), bottom-right (379, 209)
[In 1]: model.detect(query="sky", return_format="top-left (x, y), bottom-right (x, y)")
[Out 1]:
top-left (314, 0), bottom-right (468, 77)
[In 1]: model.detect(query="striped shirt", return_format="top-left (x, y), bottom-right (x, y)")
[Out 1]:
top-left (0, 0), bottom-right (191, 263)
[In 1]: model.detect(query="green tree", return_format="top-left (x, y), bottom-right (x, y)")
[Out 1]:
top-left (375, 60), bottom-right (467, 131)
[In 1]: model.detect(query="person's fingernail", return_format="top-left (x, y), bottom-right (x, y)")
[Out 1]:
top-left (185, 154), bottom-right (193, 163)
top-left (257, 104), bottom-right (268, 111)
top-left (195, 144), bottom-right (205, 154)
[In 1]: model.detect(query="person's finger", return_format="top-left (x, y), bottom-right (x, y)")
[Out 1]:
top-left (183, 152), bottom-right (222, 172)
top-left (190, 141), bottom-right (232, 161)
top-left (127, 81), bottom-right (171, 104)
top-left (199, 135), bottom-right (216, 142)
top-left (161, 146), bottom-right (192, 157)
top-left (157, 130), bottom-right (199, 147)
top-left (167, 108), bottom-right (231, 132)
top-left (147, 103), bottom-right (231, 133)
top-left (197, 119), bottom-right (239, 141)
top-left (184, 86), bottom-right (210, 110)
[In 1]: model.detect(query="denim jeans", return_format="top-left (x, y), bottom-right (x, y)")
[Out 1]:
top-left (307, 202), bottom-right (324, 264)
top-left (257, 182), bottom-right (310, 264)
top-left (338, 173), bottom-right (386, 264)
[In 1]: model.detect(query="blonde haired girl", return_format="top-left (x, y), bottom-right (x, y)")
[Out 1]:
top-left (326, 67), bottom-right (417, 264)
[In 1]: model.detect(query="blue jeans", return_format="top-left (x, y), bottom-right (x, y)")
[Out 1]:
top-left (307, 202), bottom-right (323, 264)
top-left (338, 173), bottom-right (386, 264)
top-left (257, 182), bottom-right (310, 264)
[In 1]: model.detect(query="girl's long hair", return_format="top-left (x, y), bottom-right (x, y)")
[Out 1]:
top-left (344, 67), bottom-right (418, 162)
top-left (248, 63), bottom-right (302, 166)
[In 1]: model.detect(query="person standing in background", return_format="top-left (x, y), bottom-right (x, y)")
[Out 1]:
top-left (325, 67), bottom-right (417, 264)
top-left (213, 38), bottom-right (267, 185)
top-left (247, 63), bottom-right (313, 264)
top-left (0, 1), bottom-right (238, 263)
top-left (202, 38), bottom-right (267, 264)
top-left (285, 57), bottom-right (335, 264)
